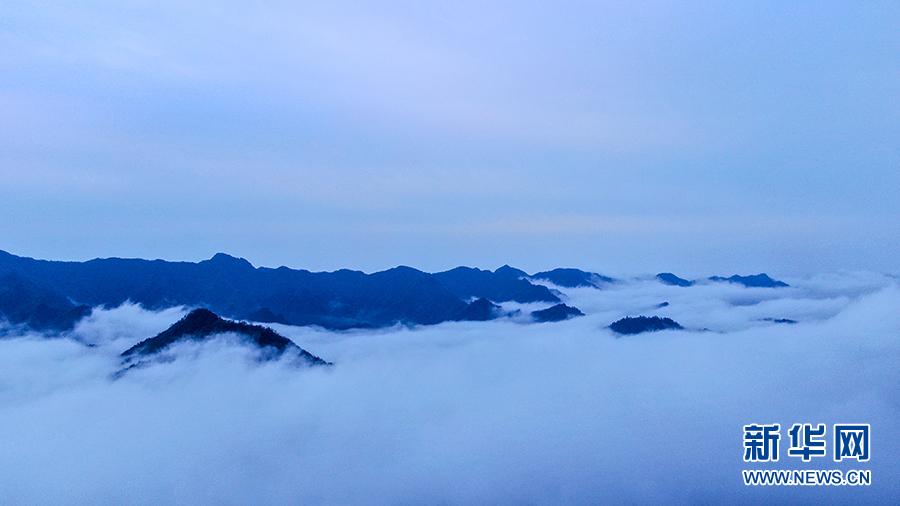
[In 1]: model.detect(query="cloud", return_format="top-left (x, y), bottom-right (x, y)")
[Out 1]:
top-left (0, 273), bottom-right (898, 504)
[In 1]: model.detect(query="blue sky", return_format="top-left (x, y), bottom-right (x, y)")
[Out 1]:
top-left (1, 1), bottom-right (897, 276)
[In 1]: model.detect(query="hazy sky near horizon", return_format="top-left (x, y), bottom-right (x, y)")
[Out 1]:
top-left (1, 1), bottom-right (898, 276)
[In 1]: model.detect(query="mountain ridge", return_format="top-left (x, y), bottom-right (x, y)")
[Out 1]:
top-left (0, 250), bottom-right (790, 333)
top-left (0, 250), bottom-right (578, 331)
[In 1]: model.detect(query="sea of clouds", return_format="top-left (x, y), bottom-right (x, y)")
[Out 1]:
top-left (1, 272), bottom-right (898, 505)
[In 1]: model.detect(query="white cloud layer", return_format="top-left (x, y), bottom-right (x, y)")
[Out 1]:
top-left (1, 273), bottom-right (898, 504)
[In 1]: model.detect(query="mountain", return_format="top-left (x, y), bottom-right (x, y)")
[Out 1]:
top-left (453, 298), bottom-right (502, 321)
top-left (0, 250), bottom-right (563, 331)
top-left (656, 273), bottom-right (693, 287)
top-left (432, 266), bottom-right (560, 304)
top-left (609, 316), bottom-right (683, 335)
top-left (0, 270), bottom-right (91, 332)
top-left (761, 318), bottom-right (797, 324)
top-left (708, 274), bottom-right (789, 288)
top-left (531, 303), bottom-right (584, 322)
top-left (244, 307), bottom-right (290, 325)
top-left (0, 250), bottom-right (789, 333)
top-left (121, 308), bottom-right (330, 365)
top-left (531, 268), bottom-right (614, 288)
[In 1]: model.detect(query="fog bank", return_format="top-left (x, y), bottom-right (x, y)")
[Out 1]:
top-left (1, 273), bottom-right (897, 504)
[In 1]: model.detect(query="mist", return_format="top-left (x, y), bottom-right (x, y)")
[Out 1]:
top-left (1, 272), bottom-right (898, 505)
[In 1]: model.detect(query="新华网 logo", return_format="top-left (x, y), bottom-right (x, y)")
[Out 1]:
top-left (743, 423), bottom-right (870, 461)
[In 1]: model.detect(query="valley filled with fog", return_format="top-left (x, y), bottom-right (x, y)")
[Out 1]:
top-left (1, 272), bottom-right (898, 505)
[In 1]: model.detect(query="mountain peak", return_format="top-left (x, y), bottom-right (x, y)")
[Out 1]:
top-left (202, 253), bottom-right (255, 270)
top-left (531, 268), bottom-right (613, 288)
top-left (121, 308), bottom-right (329, 365)
top-left (494, 265), bottom-right (529, 278)
top-left (609, 316), bottom-right (683, 335)
top-left (531, 303), bottom-right (584, 322)
top-left (656, 273), bottom-right (693, 287)
top-left (708, 273), bottom-right (788, 288)
top-left (174, 307), bottom-right (219, 329)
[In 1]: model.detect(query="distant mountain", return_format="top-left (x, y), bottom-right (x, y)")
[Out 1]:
top-left (0, 250), bottom-right (789, 333)
top-left (244, 307), bottom-right (290, 326)
top-left (432, 266), bottom-right (560, 304)
top-left (121, 308), bottom-right (329, 365)
top-left (0, 270), bottom-right (91, 332)
top-left (531, 268), bottom-right (615, 288)
top-left (453, 298), bottom-right (501, 322)
top-left (656, 273), bottom-right (693, 287)
top-left (760, 318), bottom-right (797, 324)
top-left (0, 250), bottom-right (564, 331)
top-left (708, 274), bottom-right (789, 288)
top-left (531, 303), bottom-right (584, 322)
top-left (609, 316), bottom-right (683, 335)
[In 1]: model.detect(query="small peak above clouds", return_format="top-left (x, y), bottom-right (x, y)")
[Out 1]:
top-left (121, 308), bottom-right (330, 366)
top-left (656, 272), bottom-right (694, 287)
top-left (531, 268), bottom-right (615, 289)
top-left (609, 316), bottom-right (684, 335)
top-left (708, 273), bottom-right (789, 288)
top-left (531, 303), bottom-right (584, 322)
top-left (453, 298), bottom-right (502, 322)
top-left (655, 272), bottom-right (789, 288)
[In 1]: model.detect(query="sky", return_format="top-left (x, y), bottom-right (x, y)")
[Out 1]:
top-left (1, 272), bottom-right (898, 504)
top-left (1, 1), bottom-right (898, 276)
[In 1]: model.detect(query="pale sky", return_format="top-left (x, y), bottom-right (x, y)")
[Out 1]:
top-left (1, 1), bottom-right (897, 276)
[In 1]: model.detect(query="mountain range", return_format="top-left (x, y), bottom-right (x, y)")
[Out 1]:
top-left (656, 272), bottom-right (789, 288)
top-left (0, 250), bottom-right (605, 332)
top-left (0, 250), bottom-right (789, 333)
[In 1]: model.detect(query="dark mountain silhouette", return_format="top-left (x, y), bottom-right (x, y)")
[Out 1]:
top-left (531, 303), bottom-right (584, 322)
top-left (244, 307), bottom-right (290, 325)
top-left (609, 316), bottom-right (683, 335)
top-left (432, 266), bottom-right (559, 304)
top-left (708, 274), bottom-right (789, 288)
top-left (0, 250), bottom-right (569, 331)
top-left (761, 318), bottom-right (797, 324)
top-left (531, 268), bottom-right (614, 288)
top-left (453, 298), bottom-right (501, 321)
top-left (0, 270), bottom-right (91, 331)
top-left (0, 249), bottom-right (790, 333)
top-left (121, 308), bottom-right (329, 365)
top-left (656, 273), bottom-right (693, 287)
